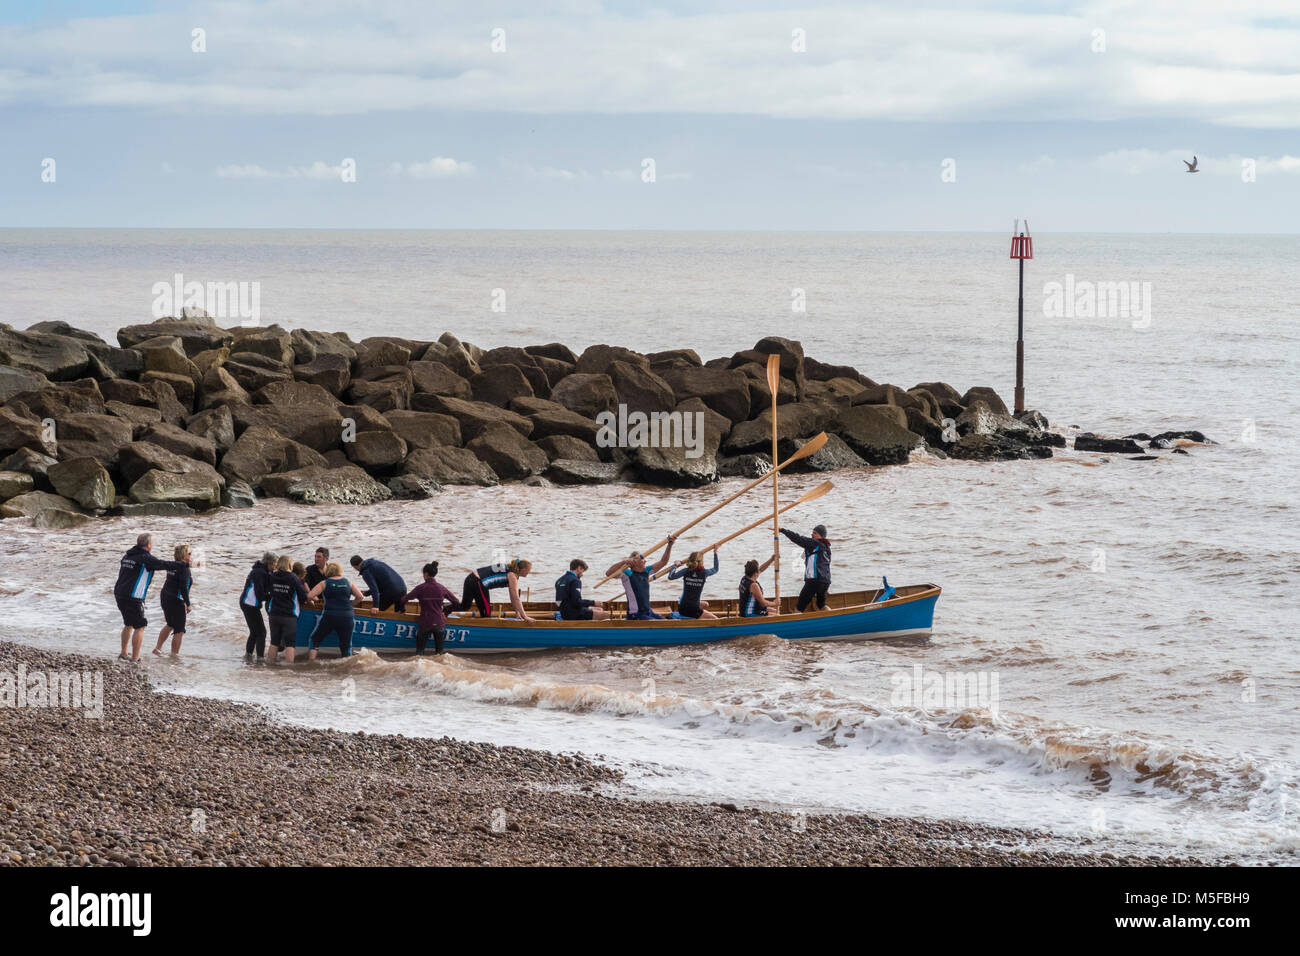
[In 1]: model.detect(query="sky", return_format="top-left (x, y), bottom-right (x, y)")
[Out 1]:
top-left (1, 0), bottom-right (1298, 231)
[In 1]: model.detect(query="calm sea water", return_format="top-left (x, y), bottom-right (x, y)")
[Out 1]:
top-left (1, 230), bottom-right (1297, 861)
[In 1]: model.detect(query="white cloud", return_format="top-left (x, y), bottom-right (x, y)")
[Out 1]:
top-left (215, 164), bottom-right (282, 179)
top-left (214, 161), bottom-right (350, 180)
top-left (2, 2), bottom-right (1299, 127)
top-left (399, 156), bottom-right (475, 178)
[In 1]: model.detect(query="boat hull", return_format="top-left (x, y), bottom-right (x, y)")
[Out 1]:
top-left (293, 584), bottom-right (940, 655)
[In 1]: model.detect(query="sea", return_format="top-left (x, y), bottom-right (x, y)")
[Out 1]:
top-left (1, 229), bottom-right (1297, 862)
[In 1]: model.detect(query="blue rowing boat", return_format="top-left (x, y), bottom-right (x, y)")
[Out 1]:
top-left (293, 583), bottom-right (940, 654)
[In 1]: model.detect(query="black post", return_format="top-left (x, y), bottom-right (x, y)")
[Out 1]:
top-left (1015, 248), bottom-right (1025, 414)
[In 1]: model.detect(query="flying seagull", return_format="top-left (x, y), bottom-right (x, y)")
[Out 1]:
top-left (1184, 156), bottom-right (1199, 173)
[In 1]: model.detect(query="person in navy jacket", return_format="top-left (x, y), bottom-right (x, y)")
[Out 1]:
top-left (114, 533), bottom-right (191, 662)
top-left (780, 524), bottom-right (832, 612)
top-left (349, 555), bottom-right (408, 612)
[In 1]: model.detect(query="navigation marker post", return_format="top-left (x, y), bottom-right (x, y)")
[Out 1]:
top-left (1010, 219), bottom-right (1034, 414)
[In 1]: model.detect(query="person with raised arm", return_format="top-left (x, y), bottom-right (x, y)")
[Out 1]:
top-left (604, 534), bottom-right (677, 620)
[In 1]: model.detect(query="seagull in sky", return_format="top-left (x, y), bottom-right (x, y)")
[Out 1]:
top-left (1184, 156), bottom-right (1199, 173)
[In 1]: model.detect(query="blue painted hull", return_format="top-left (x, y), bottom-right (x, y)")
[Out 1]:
top-left (293, 585), bottom-right (940, 655)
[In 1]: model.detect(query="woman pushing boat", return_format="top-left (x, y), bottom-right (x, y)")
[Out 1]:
top-left (402, 562), bottom-right (461, 654)
top-left (739, 556), bottom-right (780, 617)
top-left (460, 559), bottom-right (535, 624)
top-left (306, 561), bottom-right (365, 659)
top-left (666, 547), bottom-right (720, 619)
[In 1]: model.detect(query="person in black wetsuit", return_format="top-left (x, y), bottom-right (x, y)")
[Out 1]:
top-left (780, 523), bottom-right (832, 612)
top-left (306, 561), bottom-right (365, 659)
top-left (267, 555), bottom-right (311, 663)
top-left (114, 533), bottom-right (191, 662)
top-left (239, 552), bottom-right (277, 659)
top-left (555, 559), bottom-right (609, 621)
top-left (461, 559), bottom-right (535, 623)
top-left (350, 555), bottom-right (407, 612)
top-left (153, 544), bottom-right (193, 656)
top-left (666, 547), bottom-right (720, 619)
top-left (739, 556), bottom-right (779, 617)
top-left (304, 547), bottom-right (329, 590)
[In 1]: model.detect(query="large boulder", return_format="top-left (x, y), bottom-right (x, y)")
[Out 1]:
top-left (525, 342), bottom-right (579, 365)
top-left (344, 430), bottom-right (408, 471)
top-left (951, 434), bottom-right (1053, 461)
top-left (753, 336), bottom-right (806, 401)
top-left (338, 403), bottom-right (393, 434)
top-left (545, 460), bottom-right (622, 485)
top-left (0, 407), bottom-right (56, 458)
top-left (509, 398), bottom-right (603, 444)
top-left (149, 379), bottom-right (190, 426)
top-left (954, 400), bottom-right (1012, 437)
top-left (631, 442), bottom-right (719, 488)
top-left (139, 370), bottom-right (196, 411)
top-left (105, 401), bottom-right (163, 428)
top-left (293, 353), bottom-right (352, 396)
top-left (119, 441), bottom-right (225, 489)
top-left (185, 405), bottom-right (236, 453)
top-left (575, 344), bottom-right (650, 374)
top-left (0, 490), bottom-right (85, 524)
top-left (608, 360), bottom-right (675, 414)
top-left (57, 413), bottom-right (133, 449)
top-left (199, 365), bottom-right (252, 409)
top-left (804, 377), bottom-right (869, 406)
top-left (219, 425), bottom-right (328, 486)
top-left (0, 366), bottom-right (52, 403)
top-left (347, 367), bottom-right (414, 412)
top-left (4, 380), bottom-right (105, 419)
top-left (469, 365), bottom-right (534, 408)
top-left (788, 433), bottom-right (866, 473)
top-left (805, 358), bottom-right (875, 387)
top-left (409, 360), bottom-right (471, 399)
top-left (536, 435), bottom-right (599, 462)
top-left (230, 325), bottom-right (294, 366)
top-left (960, 386), bottom-right (1009, 416)
top-left (659, 366), bottom-right (751, 425)
top-left (549, 373), bottom-right (618, 420)
top-left (129, 469), bottom-right (223, 510)
top-left (231, 403), bottom-right (346, 453)
top-left (466, 422), bottom-right (548, 480)
top-left (253, 379), bottom-right (340, 407)
top-left (722, 403), bottom-right (826, 455)
top-left (259, 465), bottom-right (393, 505)
top-left (139, 421), bottom-right (219, 466)
top-left (222, 354), bottom-right (292, 393)
top-left (0, 448), bottom-right (58, 483)
top-left (136, 335), bottom-right (201, 385)
top-left (834, 405), bottom-right (920, 465)
top-left (402, 446), bottom-right (498, 486)
top-left (381, 410), bottom-right (462, 450)
top-left (0, 325), bottom-right (90, 380)
top-left (411, 395), bottom-right (532, 441)
top-left (735, 362), bottom-right (797, 409)
top-left (46, 457), bottom-right (115, 509)
top-left (100, 379), bottom-right (157, 407)
top-left (0, 470), bottom-right (36, 501)
top-left (290, 328), bottom-right (356, 364)
top-left (355, 338), bottom-right (412, 369)
top-left (118, 318), bottom-right (232, 354)
top-left (1074, 434), bottom-right (1144, 454)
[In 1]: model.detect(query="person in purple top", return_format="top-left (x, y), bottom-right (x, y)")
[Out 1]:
top-left (401, 562), bottom-right (461, 655)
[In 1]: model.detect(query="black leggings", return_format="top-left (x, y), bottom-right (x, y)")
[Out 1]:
top-left (461, 574), bottom-right (492, 617)
top-left (242, 604), bottom-right (266, 657)
top-left (416, 626), bottom-right (445, 655)
top-left (311, 613), bottom-right (354, 657)
top-left (796, 579), bottom-right (829, 612)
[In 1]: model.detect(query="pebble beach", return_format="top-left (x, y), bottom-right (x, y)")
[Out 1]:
top-left (0, 642), bottom-right (1205, 867)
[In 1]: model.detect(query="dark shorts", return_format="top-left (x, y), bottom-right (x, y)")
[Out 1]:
top-left (116, 596), bottom-right (147, 629)
top-left (559, 606), bottom-right (594, 621)
top-left (677, 605), bottom-right (704, 619)
top-left (268, 615), bottom-right (298, 649)
top-left (161, 597), bottom-right (187, 631)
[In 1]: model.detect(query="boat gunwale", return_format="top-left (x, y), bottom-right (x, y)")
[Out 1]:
top-left (302, 584), bottom-right (942, 630)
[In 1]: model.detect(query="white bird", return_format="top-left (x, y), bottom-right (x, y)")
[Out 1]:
top-left (1184, 156), bottom-right (1199, 173)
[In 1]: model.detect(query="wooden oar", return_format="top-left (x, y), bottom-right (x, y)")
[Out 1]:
top-left (767, 354), bottom-right (782, 607)
top-left (592, 431), bottom-right (829, 589)
top-left (649, 480), bottom-right (833, 580)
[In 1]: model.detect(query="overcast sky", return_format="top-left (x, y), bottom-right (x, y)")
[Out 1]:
top-left (2, 0), bottom-right (1298, 231)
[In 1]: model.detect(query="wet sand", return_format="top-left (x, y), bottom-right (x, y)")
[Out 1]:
top-left (0, 641), bottom-right (1201, 866)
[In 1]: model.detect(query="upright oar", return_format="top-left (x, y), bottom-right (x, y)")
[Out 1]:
top-left (592, 431), bottom-right (829, 589)
top-left (766, 354), bottom-right (782, 609)
top-left (650, 480), bottom-right (833, 580)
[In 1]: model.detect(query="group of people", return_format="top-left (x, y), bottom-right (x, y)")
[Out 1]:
top-left (111, 523), bottom-right (833, 661)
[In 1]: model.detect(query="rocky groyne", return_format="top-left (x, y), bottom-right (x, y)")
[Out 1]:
top-left (0, 317), bottom-right (1203, 524)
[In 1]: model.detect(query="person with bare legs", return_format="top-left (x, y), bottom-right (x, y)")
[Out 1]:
top-left (153, 544), bottom-right (193, 656)
top-left (114, 533), bottom-right (191, 662)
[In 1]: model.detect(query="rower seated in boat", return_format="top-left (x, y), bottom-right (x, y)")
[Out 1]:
top-left (556, 559), bottom-right (610, 621)
top-left (666, 547), bottom-right (720, 619)
top-left (461, 559), bottom-right (535, 623)
top-left (604, 534), bottom-right (677, 620)
top-left (739, 556), bottom-right (780, 617)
